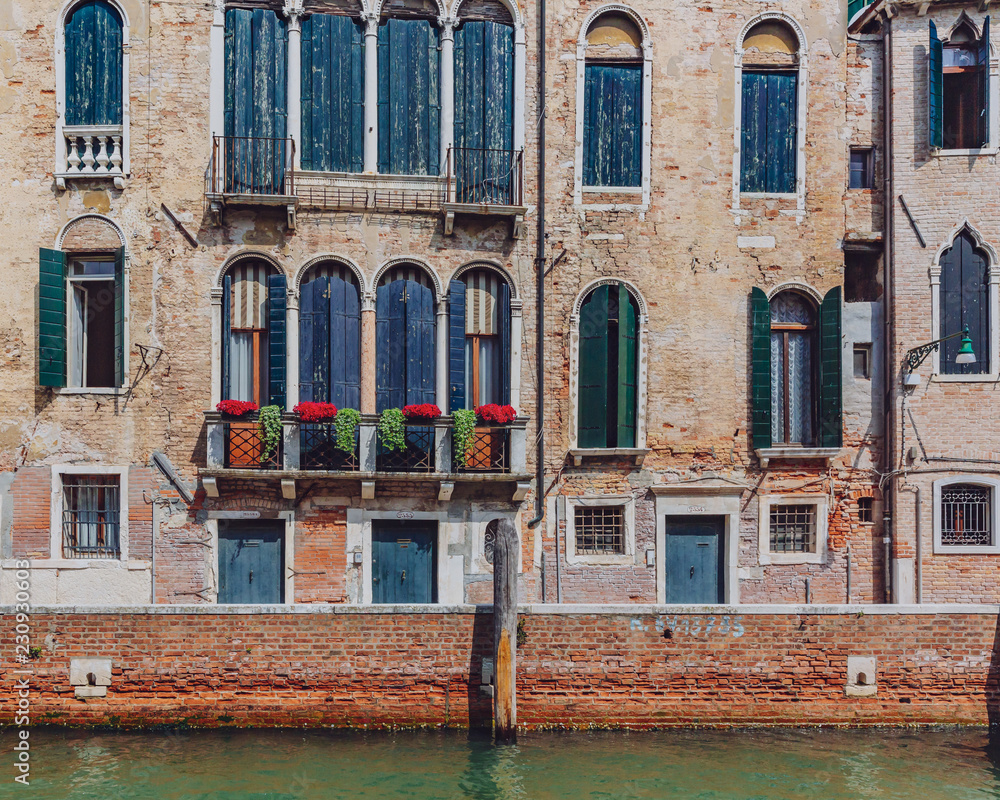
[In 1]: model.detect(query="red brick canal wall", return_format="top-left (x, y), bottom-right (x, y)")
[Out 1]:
top-left (4, 605), bottom-right (1000, 728)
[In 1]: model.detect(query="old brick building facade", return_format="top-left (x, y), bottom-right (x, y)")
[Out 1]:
top-left (0, 0), bottom-right (992, 612)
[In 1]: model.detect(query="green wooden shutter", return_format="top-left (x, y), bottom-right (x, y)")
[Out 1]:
top-left (448, 279), bottom-right (466, 412)
top-left (38, 248), bottom-right (67, 388)
top-left (818, 287), bottom-right (843, 448)
top-left (578, 285), bottom-right (609, 448)
top-left (65, 0), bottom-right (123, 126)
top-left (929, 21), bottom-right (943, 150)
top-left (749, 287), bottom-right (771, 450)
top-left (980, 17), bottom-right (990, 147)
top-left (267, 272), bottom-right (287, 409)
top-left (113, 246), bottom-right (125, 387)
top-left (616, 284), bottom-right (637, 447)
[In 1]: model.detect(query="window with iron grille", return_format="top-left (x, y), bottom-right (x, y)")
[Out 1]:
top-left (769, 504), bottom-right (817, 553)
top-left (574, 505), bottom-right (625, 555)
top-left (941, 484), bottom-right (992, 546)
top-left (62, 475), bottom-right (121, 558)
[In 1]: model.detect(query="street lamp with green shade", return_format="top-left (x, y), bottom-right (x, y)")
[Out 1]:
top-left (904, 325), bottom-right (976, 373)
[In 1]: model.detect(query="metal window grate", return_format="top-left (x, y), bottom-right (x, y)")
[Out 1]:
top-left (301, 424), bottom-right (359, 471)
top-left (455, 427), bottom-right (510, 473)
top-left (941, 485), bottom-right (992, 546)
top-left (574, 505), bottom-right (625, 555)
top-left (770, 504), bottom-right (817, 553)
top-left (377, 426), bottom-right (435, 473)
top-left (62, 475), bottom-right (120, 559)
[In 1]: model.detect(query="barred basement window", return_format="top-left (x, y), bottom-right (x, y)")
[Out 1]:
top-left (62, 475), bottom-right (121, 558)
top-left (574, 505), bottom-right (625, 555)
top-left (769, 503), bottom-right (816, 553)
top-left (941, 484), bottom-right (992, 546)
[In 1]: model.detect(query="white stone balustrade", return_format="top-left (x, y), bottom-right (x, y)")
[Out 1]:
top-left (58, 125), bottom-right (125, 189)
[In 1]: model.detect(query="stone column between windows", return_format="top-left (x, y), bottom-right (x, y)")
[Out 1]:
top-left (209, 4), bottom-right (226, 185)
top-left (210, 287), bottom-right (223, 406)
top-left (285, 291), bottom-right (300, 410)
top-left (436, 299), bottom-right (448, 410)
top-left (363, 14), bottom-right (379, 173)
top-left (285, 6), bottom-right (304, 171)
top-left (513, 24), bottom-right (526, 152)
top-left (360, 294), bottom-right (377, 413)
top-left (509, 300), bottom-right (523, 411)
top-left (439, 16), bottom-right (458, 176)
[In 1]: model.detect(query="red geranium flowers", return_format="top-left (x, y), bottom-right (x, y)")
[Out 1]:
top-left (293, 401), bottom-right (338, 422)
top-left (475, 404), bottom-right (517, 424)
top-left (402, 404), bottom-right (442, 421)
top-left (215, 400), bottom-right (258, 417)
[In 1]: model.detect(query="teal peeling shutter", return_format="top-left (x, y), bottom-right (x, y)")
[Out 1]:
top-left (583, 64), bottom-right (642, 187)
top-left (818, 287), bottom-right (843, 448)
top-left (578, 286), bottom-right (609, 447)
top-left (980, 17), bottom-right (990, 147)
top-left (65, 0), bottom-right (123, 126)
top-left (741, 72), bottom-right (766, 193)
top-left (749, 287), bottom-right (771, 450)
top-left (616, 284), bottom-right (637, 447)
top-left (38, 248), bottom-right (67, 388)
top-left (448, 279), bottom-right (466, 412)
top-left (267, 272), bottom-right (287, 409)
top-left (929, 21), bottom-right (943, 150)
top-left (113, 247), bottom-right (125, 387)
top-left (742, 72), bottom-right (796, 193)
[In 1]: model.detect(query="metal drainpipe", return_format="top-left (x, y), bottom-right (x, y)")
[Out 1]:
top-left (527, 0), bottom-right (547, 531)
top-left (882, 14), bottom-right (895, 604)
top-left (914, 485), bottom-right (922, 603)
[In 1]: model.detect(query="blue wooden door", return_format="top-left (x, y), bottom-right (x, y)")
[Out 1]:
top-left (664, 517), bottom-right (724, 603)
top-left (375, 274), bottom-right (436, 411)
top-left (372, 522), bottom-right (436, 603)
top-left (218, 523), bottom-right (284, 604)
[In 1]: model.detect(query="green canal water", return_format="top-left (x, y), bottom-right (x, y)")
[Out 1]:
top-left (2, 727), bottom-right (1000, 799)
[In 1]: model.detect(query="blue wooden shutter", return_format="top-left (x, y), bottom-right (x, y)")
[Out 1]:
top-left (749, 287), bottom-right (771, 450)
top-left (378, 19), bottom-right (440, 175)
top-left (65, 0), bottom-right (123, 126)
top-left (38, 248), bottom-right (67, 388)
top-left (616, 285), bottom-right (637, 447)
top-left (113, 246), bottom-right (125, 387)
top-left (584, 64), bottom-right (642, 187)
top-left (740, 72), bottom-right (766, 193)
top-left (376, 279), bottom-right (407, 411)
top-left (980, 17), bottom-right (991, 147)
top-left (299, 274), bottom-right (328, 403)
top-left (301, 14), bottom-right (365, 172)
top-left (267, 272), bottom-right (287, 408)
top-left (818, 287), bottom-right (842, 448)
top-left (929, 21), bottom-right (943, 150)
top-left (406, 278), bottom-right (437, 405)
top-left (221, 273), bottom-right (232, 400)
top-left (330, 272), bottom-right (362, 409)
top-left (578, 286), bottom-right (609, 447)
top-left (498, 280), bottom-right (512, 405)
top-left (741, 72), bottom-right (796, 194)
top-left (448, 279), bottom-right (466, 412)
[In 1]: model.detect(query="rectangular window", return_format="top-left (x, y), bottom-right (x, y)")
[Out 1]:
top-left (844, 250), bottom-right (881, 303)
top-left (853, 344), bottom-right (871, 379)
top-left (858, 496), bottom-right (874, 524)
top-left (583, 63), bottom-right (643, 187)
top-left (740, 71), bottom-right (798, 194)
top-left (849, 148), bottom-right (873, 189)
top-left (941, 484), bottom-right (992, 546)
top-left (574, 505), bottom-right (625, 555)
top-left (68, 259), bottom-right (117, 388)
top-left (769, 503), bottom-right (816, 553)
top-left (62, 475), bottom-right (121, 558)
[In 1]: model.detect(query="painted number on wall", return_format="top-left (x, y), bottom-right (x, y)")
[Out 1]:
top-left (687, 505), bottom-right (707, 513)
top-left (629, 616), bottom-right (746, 637)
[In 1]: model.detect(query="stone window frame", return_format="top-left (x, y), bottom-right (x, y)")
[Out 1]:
top-left (928, 221), bottom-right (1000, 382)
top-left (203, 511), bottom-right (297, 604)
top-left (732, 12), bottom-right (809, 217)
top-left (933, 476), bottom-right (1000, 554)
top-left (54, 0), bottom-right (132, 189)
top-left (564, 495), bottom-right (636, 566)
top-left (572, 4), bottom-right (653, 212)
top-left (48, 465), bottom-right (130, 566)
top-left (757, 493), bottom-right (828, 565)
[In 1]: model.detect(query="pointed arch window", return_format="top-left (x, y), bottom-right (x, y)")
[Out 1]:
top-left (939, 230), bottom-right (990, 375)
top-left (929, 17), bottom-right (990, 150)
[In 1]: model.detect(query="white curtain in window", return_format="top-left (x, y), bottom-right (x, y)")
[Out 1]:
top-left (466, 337), bottom-right (501, 407)
top-left (770, 331), bottom-right (813, 445)
top-left (230, 332), bottom-right (254, 401)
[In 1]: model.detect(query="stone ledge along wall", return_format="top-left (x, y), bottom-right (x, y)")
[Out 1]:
top-left (3, 609), bottom-right (999, 728)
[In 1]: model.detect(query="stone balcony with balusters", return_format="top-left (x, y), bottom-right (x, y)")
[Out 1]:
top-left (56, 125), bottom-right (125, 190)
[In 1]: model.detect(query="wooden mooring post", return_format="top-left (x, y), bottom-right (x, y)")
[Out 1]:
top-left (492, 518), bottom-right (518, 744)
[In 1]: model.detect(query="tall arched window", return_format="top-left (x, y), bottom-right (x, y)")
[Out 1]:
top-left (448, 268), bottom-right (511, 411)
top-left (299, 262), bottom-right (362, 407)
top-left (221, 260), bottom-right (287, 408)
top-left (577, 282), bottom-right (638, 448)
top-left (582, 12), bottom-right (643, 188)
top-left (65, 0), bottom-right (123, 127)
top-left (939, 230), bottom-right (990, 375)
top-left (375, 265), bottom-right (436, 410)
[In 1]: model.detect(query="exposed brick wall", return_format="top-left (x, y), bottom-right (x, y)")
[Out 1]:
top-left (10, 467), bottom-right (51, 558)
top-left (294, 506), bottom-right (348, 603)
top-left (4, 609), bottom-right (999, 728)
top-left (127, 466), bottom-right (156, 561)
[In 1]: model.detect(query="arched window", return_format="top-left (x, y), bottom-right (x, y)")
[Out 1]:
top-left (299, 262), bottom-right (362, 407)
top-left (577, 283), bottom-right (638, 448)
top-left (375, 265), bottom-right (436, 410)
top-left (65, 0), bottom-right (123, 127)
top-left (939, 230), bottom-right (990, 375)
top-left (739, 20), bottom-right (801, 194)
top-left (929, 17), bottom-right (990, 150)
top-left (448, 268), bottom-right (511, 410)
top-left (221, 260), bottom-right (287, 407)
top-left (582, 12), bottom-right (643, 188)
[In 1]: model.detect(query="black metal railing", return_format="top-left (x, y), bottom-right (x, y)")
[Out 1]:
top-left (446, 147), bottom-right (523, 206)
top-left (454, 426), bottom-right (510, 473)
top-left (300, 424), bottom-right (359, 471)
top-left (377, 426), bottom-right (435, 473)
top-left (209, 135), bottom-right (295, 196)
top-left (224, 417), bottom-right (281, 470)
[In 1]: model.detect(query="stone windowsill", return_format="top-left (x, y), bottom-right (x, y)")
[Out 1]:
top-left (568, 448), bottom-right (649, 466)
top-left (755, 447), bottom-right (840, 468)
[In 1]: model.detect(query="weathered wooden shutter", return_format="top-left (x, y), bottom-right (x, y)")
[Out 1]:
top-left (583, 63), bottom-right (642, 187)
top-left (448, 279), bottom-right (466, 412)
top-left (578, 285), bottom-right (609, 447)
top-left (267, 272), bottom-right (287, 408)
top-left (301, 14), bottom-right (365, 173)
top-left (65, 0), bottom-right (123, 126)
top-left (818, 287), bottom-right (843, 448)
top-left (38, 248), bottom-right (67, 388)
top-left (221, 273), bottom-right (232, 400)
top-left (330, 271), bottom-right (362, 409)
top-left (616, 284), bottom-right (637, 447)
top-left (740, 72), bottom-right (766, 193)
top-left (376, 279), bottom-right (407, 411)
top-left (741, 72), bottom-right (797, 194)
top-left (407, 278), bottom-right (437, 405)
top-left (498, 280), bottom-right (512, 405)
top-left (980, 17), bottom-right (991, 147)
top-left (929, 21), bottom-right (943, 150)
top-left (113, 246), bottom-right (125, 387)
top-left (377, 19), bottom-right (440, 175)
top-left (298, 274), bottom-right (326, 403)
top-left (749, 287), bottom-right (771, 450)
